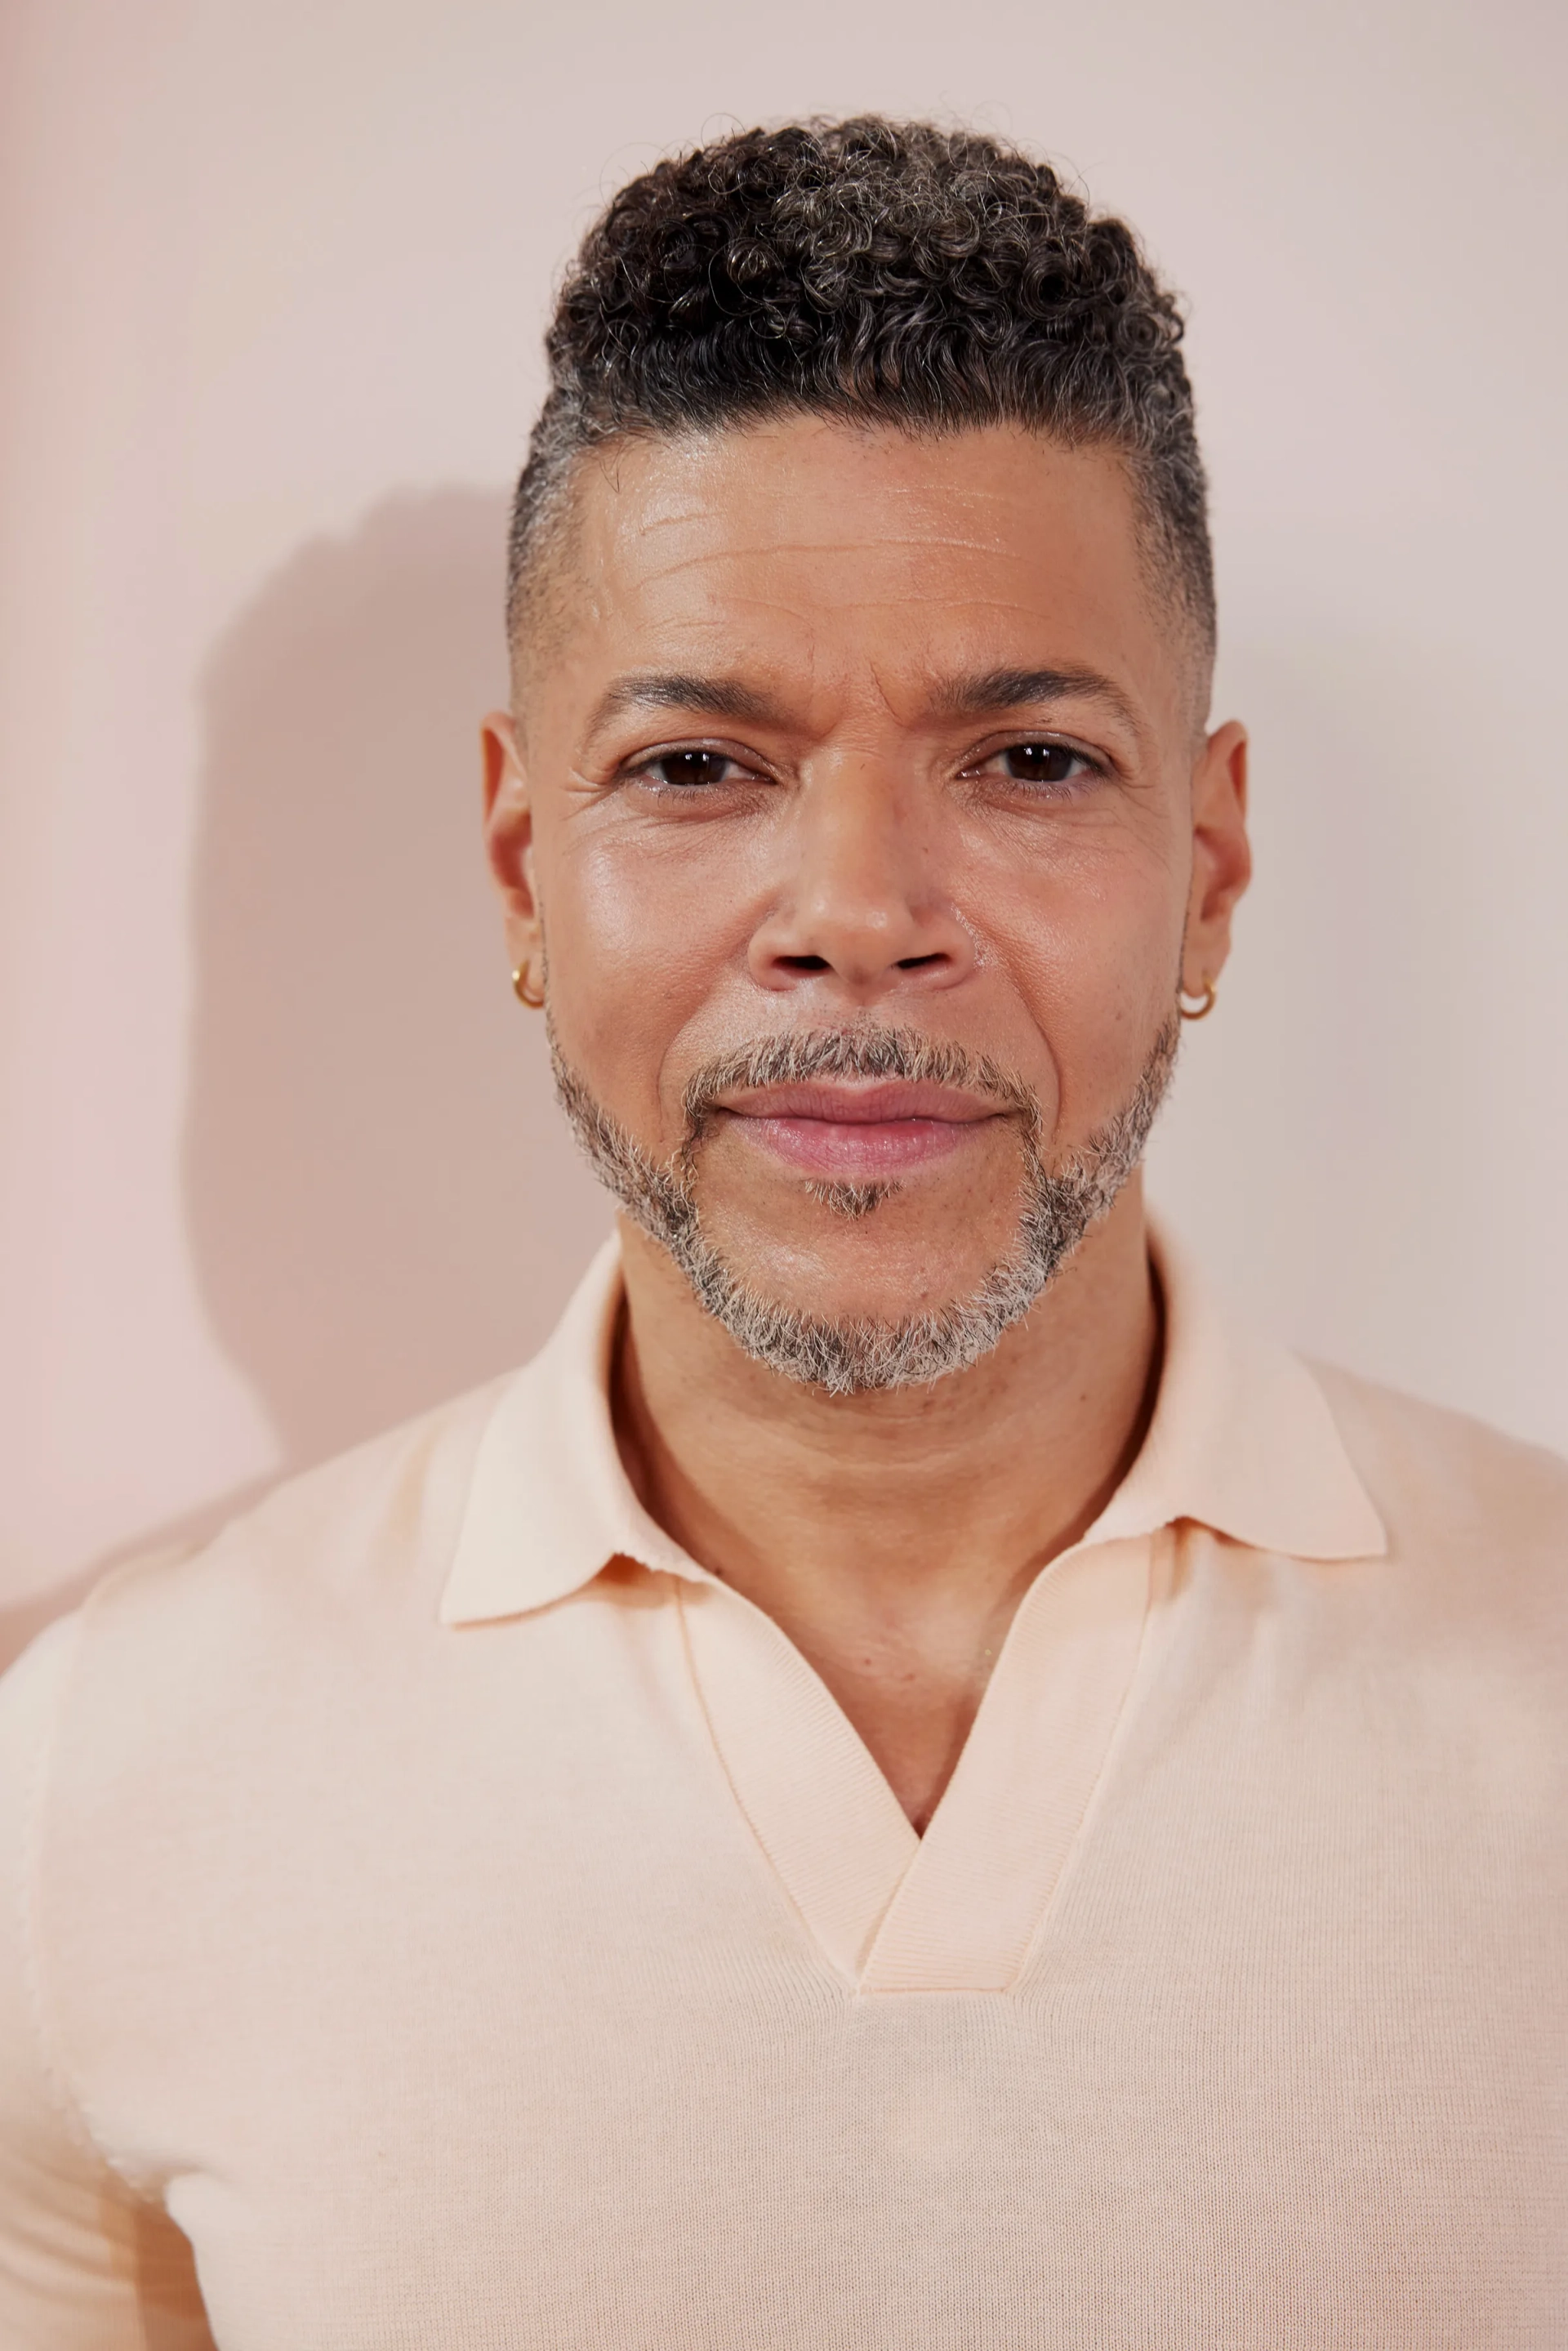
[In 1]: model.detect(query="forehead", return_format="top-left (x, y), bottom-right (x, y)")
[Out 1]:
top-left (529, 417), bottom-right (1188, 726)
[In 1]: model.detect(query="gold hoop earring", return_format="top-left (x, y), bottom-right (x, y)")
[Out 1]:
top-left (1178, 978), bottom-right (1218, 1021)
top-left (511, 965), bottom-right (545, 1010)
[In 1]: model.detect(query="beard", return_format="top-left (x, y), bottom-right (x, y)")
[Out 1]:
top-left (547, 1012), bottom-right (1179, 1396)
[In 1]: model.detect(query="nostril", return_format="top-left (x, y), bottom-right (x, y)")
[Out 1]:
top-left (895, 952), bottom-right (947, 970)
top-left (777, 955), bottom-right (831, 973)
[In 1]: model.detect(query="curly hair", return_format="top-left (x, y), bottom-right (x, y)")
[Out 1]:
top-left (508, 118), bottom-right (1214, 659)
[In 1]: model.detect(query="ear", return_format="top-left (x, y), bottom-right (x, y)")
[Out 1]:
top-left (1181, 719), bottom-right (1251, 997)
top-left (480, 710), bottom-right (543, 986)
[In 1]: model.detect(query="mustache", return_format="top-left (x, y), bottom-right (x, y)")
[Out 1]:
top-left (680, 1025), bottom-right (1041, 1135)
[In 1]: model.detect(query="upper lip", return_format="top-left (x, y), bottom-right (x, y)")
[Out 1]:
top-left (714, 1080), bottom-right (1001, 1125)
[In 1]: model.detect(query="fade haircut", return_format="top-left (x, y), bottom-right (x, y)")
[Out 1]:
top-left (506, 116), bottom-right (1215, 670)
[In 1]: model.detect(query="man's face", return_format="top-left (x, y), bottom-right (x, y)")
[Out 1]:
top-left (483, 418), bottom-right (1249, 1378)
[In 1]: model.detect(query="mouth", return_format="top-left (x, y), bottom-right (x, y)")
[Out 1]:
top-left (711, 1079), bottom-right (1006, 1181)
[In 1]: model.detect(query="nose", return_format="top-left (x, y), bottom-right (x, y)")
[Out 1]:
top-left (747, 760), bottom-right (976, 1005)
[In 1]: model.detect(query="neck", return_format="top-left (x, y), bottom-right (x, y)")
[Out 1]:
top-left (610, 1183), bottom-right (1161, 1832)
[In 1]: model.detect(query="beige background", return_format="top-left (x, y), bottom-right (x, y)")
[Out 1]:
top-left (2, 0), bottom-right (1564, 1653)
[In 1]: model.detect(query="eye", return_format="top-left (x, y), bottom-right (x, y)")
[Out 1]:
top-left (992, 740), bottom-right (1098, 789)
top-left (632, 748), bottom-right (748, 791)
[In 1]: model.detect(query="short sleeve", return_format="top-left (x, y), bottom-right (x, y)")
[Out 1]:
top-left (0, 1612), bottom-right (216, 2349)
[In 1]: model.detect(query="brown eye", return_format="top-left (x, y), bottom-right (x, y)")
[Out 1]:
top-left (1001, 742), bottom-right (1087, 786)
top-left (648, 750), bottom-right (735, 788)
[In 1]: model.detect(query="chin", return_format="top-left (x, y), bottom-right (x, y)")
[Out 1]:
top-left (697, 1187), bottom-right (1019, 1328)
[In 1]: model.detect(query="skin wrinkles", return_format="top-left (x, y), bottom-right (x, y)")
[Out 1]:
top-left (483, 413), bottom-right (1250, 1833)
top-left (562, 427), bottom-right (1205, 716)
top-left (548, 436), bottom-right (1173, 648)
top-left (618, 530), bottom-right (1051, 573)
top-left (566, 721), bottom-right (1154, 863)
top-left (585, 664), bottom-right (1145, 760)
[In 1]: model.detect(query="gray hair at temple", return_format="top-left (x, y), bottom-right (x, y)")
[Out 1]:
top-left (506, 116), bottom-right (1215, 676)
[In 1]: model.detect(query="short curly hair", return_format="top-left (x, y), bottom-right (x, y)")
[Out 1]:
top-left (508, 117), bottom-right (1214, 662)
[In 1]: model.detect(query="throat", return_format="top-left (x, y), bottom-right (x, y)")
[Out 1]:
top-left (784, 1638), bottom-right (998, 1836)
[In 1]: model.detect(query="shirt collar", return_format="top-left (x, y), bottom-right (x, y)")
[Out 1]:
top-left (1085, 1220), bottom-right (1386, 1561)
top-left (439, 1217), bottom-right (1385, 1628)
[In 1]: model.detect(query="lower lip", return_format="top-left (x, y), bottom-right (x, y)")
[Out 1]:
top-left (733, 1113), bottom-right (991, 1179)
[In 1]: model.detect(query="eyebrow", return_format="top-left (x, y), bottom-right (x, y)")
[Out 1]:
top-left (586, 673), bottom-right (785, 737)
top-left (927, 665), bottom-right (1143, 735)
top-left (585, 662), bottom-right (1143, 740)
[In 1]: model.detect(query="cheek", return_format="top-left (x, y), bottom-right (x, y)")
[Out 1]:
top-left (539, 824), bottom-right (759, 1132)
top-left (969, 833), bottom-right (1183, 1126)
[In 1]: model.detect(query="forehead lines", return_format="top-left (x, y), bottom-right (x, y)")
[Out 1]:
top-left (584, 662), bottom-right (1145, 748)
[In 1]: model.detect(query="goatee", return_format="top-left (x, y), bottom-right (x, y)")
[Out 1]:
top-left (547, 1015), bottom-right (1179, 1396)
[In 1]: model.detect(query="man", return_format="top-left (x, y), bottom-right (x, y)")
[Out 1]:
top-left (1, 117), bottom-right (1563, 2349)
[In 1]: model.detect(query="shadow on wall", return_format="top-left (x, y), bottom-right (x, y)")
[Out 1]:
top-left (184, 486), bottom-right (611, 1474)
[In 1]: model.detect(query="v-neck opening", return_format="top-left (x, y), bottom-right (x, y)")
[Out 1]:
top-left (676, 1531), bottom-right (1159, 1994)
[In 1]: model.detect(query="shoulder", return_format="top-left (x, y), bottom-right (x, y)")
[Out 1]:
top-left (0, 1373), bottom-right (535, 1961)
top-left (6, 1372), bottom-right (515, 1764)
top-left (1308, 1359), bottom-right (1568, 1600)
top-left (1310, 1360), bottom-right (1568, 1527)
top-left (121, 1372), bottom-right (505, 1615)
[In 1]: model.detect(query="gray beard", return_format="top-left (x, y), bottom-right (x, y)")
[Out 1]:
top-left (547, 1015), bottom-right (1179, 1396)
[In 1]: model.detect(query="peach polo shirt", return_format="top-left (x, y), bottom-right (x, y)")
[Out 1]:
top-left (1, 1223), bottom-right (1565, 2347)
